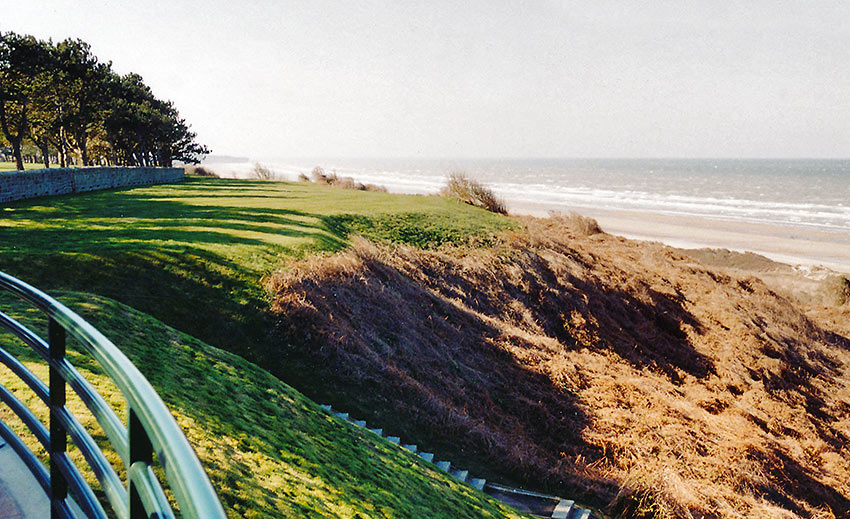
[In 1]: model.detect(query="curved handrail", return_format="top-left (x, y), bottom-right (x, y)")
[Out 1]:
top-left (0, 270), bottom-right (226, 519)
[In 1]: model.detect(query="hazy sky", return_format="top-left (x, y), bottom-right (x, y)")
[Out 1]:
top-left (4, 1), bottom-right (849, 159)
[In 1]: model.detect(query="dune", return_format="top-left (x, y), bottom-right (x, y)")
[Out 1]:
top-left (267, 214), bottom-right (850, 518)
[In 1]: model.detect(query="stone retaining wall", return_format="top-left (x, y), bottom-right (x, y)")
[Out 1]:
top-left (0, 167), bottom-right (184, 203)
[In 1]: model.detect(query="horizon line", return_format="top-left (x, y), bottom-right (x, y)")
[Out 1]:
top-left (207, 155), bottom-right (850, 163)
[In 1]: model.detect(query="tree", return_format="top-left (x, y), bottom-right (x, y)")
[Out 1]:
top-left (149, 100), bottom-right (209, 166)
top-left (55, 38), bottom-right (111, 166)
top-left (0, 32), bottom-right (53, 170)
top-left (102, 74), bottom-right (208, 166)
top-left (1, 32), bottom-right (209, 170)
top-left (27, 40), bottom-right (61, 167)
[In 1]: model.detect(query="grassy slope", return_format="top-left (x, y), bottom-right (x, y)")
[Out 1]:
top-left (0, 175), bottom-right (522, 515)
top-left (0, 175), bottom-right (513, 369)
top-left (0, 291), bottom-right (529, 519)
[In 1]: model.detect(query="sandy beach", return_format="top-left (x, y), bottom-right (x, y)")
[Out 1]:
top-left (510, 202), bottom-right (850, 275)
top-left (207, 161), bottom-right (850, 274)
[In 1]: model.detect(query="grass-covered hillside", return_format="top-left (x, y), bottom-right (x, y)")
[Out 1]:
top-left (0, 291), bottom-right (530, 519)
top-left (267, 216), bottom-right (850, 518)
top-left (7, 173), bottom-right (847, 518)
top-left (0, 175), bottom-right (514, 375)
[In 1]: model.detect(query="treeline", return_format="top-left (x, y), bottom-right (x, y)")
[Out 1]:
top-left (0, 31), bottom-right (209, 170)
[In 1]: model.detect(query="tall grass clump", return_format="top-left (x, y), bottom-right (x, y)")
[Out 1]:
top-left (252, 162), bottom-right (275, 180)
top-left (185, 165), bottom-right (218, 177)
top-left (307, 166), bottom-right (387, 192)
top-left (823, 275), bottom-right (850, 306)
top-left (548, 212), bottom-right (604, 236)
top-left (440, 172), bottom-right (507, 214)
top-left (608, 482), bottom-right (673, 519)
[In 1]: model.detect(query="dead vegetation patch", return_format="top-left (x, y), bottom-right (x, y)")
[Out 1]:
top-left (267, 216), bottom-right (850, 519)
top-left (680, 248), bottom-right (850, 309)
top-left (440, 172), bottom-right (508, 214)
top-left (303, 166), bottom-right (387, 192)
top-left (251, 162), bottom-right (275, 179)
top-left (184, 165), bottom-right (218, 177)
top-left (822, 275), bottom-right (850, 306)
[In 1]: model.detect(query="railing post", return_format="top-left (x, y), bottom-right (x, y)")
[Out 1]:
top-left (128, 408), bottom-right (153, 519)
top-left (49, 317), bottom-right (68, 518)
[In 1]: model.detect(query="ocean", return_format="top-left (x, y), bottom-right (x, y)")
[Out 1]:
top-left (212, 158), bottom-right (850, 233)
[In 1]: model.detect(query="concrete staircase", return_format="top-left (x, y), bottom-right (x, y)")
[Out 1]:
top-left (319, 404), bottom-right (595, 518)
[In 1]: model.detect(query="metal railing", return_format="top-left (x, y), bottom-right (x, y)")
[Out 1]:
top-left (0, 270), bottom-right (227, 519)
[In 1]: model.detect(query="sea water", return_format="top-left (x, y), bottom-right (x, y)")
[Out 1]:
top-left (214, 158), bottom-right (850, 233)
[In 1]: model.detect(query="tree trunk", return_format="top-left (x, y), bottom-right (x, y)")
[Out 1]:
top-left (59, 127), bottom-right (68, 167)
top-left (0, 102), bottom-right (26, 170)
top-left (39, 140), bottom-right (50, 168)
top-left (11, 139), bottom-right (24, 170)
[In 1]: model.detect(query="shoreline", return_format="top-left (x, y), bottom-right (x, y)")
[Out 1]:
top-left (202, 163), bottom-right (850, 275)
top-left (508, 202), bottom-right (850, 275)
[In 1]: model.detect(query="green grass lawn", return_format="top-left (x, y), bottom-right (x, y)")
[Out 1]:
top-left (0, 175), bottom-right (513, 363)
top-left (0, 161), bottom-right (46, 172)
top-left (0, 291), bottom-right (530, 519)
top-left (0, 174), bottom-right (518, 481)
top-left (0, 175), bottom-right (521, 516)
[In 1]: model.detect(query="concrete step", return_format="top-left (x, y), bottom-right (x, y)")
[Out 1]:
top-left (551, 499), bottom-right (574, 519)
top-left (318, 404), bottom-right (593, 518)
top-left (449, 468), bottom-right (469, 481)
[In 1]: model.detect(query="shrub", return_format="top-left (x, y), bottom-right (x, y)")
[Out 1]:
top-left (305, 165), bottom-right (387, 192)
top-left (335, 177), bottom-right (356, 190)
top-left (251, 163), bottom-right (274, 180)
top-left (549, 212), bottom-right (604, 236)
top-left (185, 165), bottom-right (218, 177)
top-left (823, 275), bottom-right (850, 306)
top-left (311, 166), bottom-right (328, 184)
top-left (297, 173), bottom-right (310, 182)
top-left (440, 172), bottom-right (507, 214)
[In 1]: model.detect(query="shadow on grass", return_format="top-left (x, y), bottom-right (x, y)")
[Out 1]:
top-left (748, 446), bottom-right (850, 516)
top-left (267, 252), bottom-right (623, 506)
top-left (0, 293), bottom-right (527, 519)
top-left (410, 244), bottom-right (713, 381)
top-left (265, 242), bottom-right (850, 514)
top-left (0, 185), bottom-right (349, 365)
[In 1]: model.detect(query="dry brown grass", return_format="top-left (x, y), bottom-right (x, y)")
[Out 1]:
top-left (251, 162), bottom-right (275, 180)
top-left (548, 212), bottom-right (605, 236)
top-left (266, 216), bottom-right (850, 519)
top-left (679, 248), bottom-right (850, 309)
top-left (681, 248), bottom-right (793, 273)
top-left (185, 165), bottom-right (218, 177)
top-left (306, 166), bottom-right (387, 192)
top-left (822, 275), bottom-right (850, 306)
top-left (440, 172), bottom-right (508, 214)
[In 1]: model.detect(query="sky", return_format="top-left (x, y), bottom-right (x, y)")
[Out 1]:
top-left (3, 1), bottom-right (849, 159)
